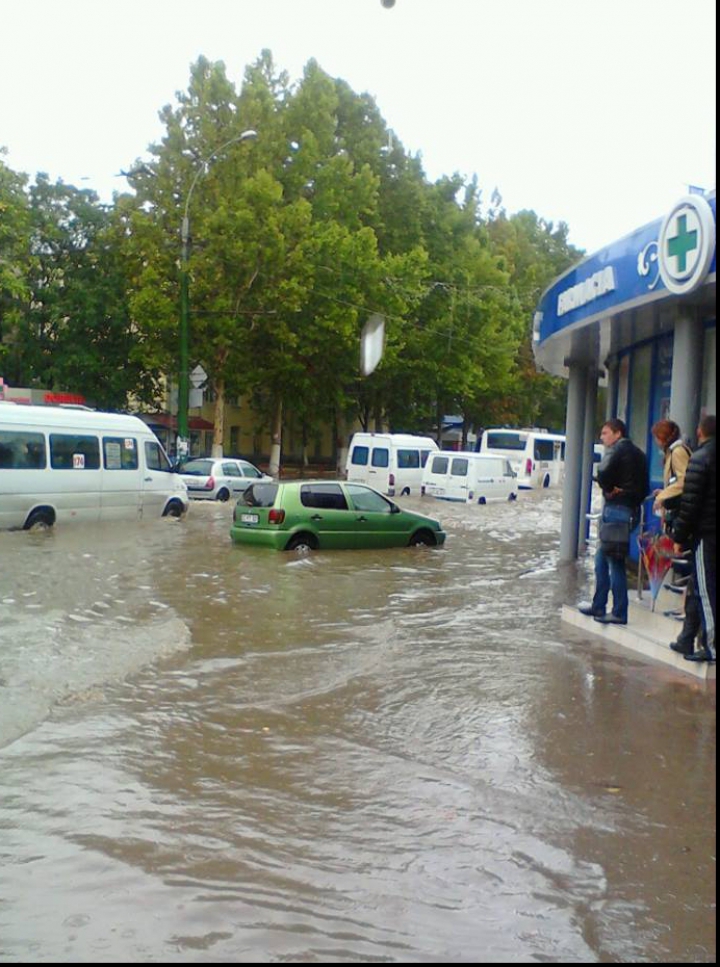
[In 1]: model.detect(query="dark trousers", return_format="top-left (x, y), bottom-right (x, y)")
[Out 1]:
top-left (675, 569), bottom-right (702, 650)
top-left (696, 536), bottom-right (716, 658)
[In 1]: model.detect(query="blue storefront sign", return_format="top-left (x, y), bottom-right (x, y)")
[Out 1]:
top-left (534, 194), bottom-right (717, 346)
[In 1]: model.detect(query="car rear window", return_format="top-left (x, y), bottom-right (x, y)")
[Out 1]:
top-left (300, 484), bottom-right (348, 510)
top-left (241, 483), bottom-right (279, 507)
top-left (181, 459), bottom-right (214, 476)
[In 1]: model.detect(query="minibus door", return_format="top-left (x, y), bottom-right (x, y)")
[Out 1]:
top-left (369, 447), bottom-right (391, 493)
top-left (101, 437), bottom-right (142, 520)
top-left (141, 439), bottom-right (175, 517)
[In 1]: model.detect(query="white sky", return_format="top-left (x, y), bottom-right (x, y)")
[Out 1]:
top-left (0, 0), bottom-right (716, 253)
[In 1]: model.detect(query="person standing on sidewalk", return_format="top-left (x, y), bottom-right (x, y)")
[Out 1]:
top-left (670, 415), bottom-right (716, 663)
top-left (578, 418), bottom-right (649, 625)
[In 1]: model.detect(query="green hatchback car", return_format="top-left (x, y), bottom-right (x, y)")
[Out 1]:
top-left (230, 481), bottom-right (447, 552)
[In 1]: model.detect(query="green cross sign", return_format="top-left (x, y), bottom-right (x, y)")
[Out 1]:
top-left (666, 213), bottom-right (698, 273)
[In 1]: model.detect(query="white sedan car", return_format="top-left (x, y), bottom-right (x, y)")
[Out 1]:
top-left (179, 458), bottom-right (273, 502)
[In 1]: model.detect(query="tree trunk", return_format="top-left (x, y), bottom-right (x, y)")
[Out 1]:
top-left (212, 377), bottom-right (226, 458)
top-left (269, 396), bottom-right (283, 477)
top-left (461, 412), bottom-right (469, 451)
top-left (302, 422), bottom-right (310, 469)
top-left (335, 410), bottom-right (350, 477)
top-left (436, 397), bottom-right (444, 447)
top-left (373, 403), bottom-right (385, 433)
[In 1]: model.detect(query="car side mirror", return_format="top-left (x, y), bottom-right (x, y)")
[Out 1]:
top-left (390, 503), bottom-right (401, 514)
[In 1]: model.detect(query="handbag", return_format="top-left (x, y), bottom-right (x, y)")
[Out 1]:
top-left (599, 519), bottom-right (631, 559)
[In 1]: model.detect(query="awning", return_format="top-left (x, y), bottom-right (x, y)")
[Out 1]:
top-left (137, 413), bottom-right (215, 432)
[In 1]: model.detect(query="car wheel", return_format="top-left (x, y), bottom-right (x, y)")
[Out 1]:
top-left (24, 508), bottom-right (54, 531)
top-left (477, 496), bottom-right (487, 505)
top-left (286, 533), bottom-right (317, 553)
top-left (409, 529), bottom-right (436, 547)
top-left (508, 492), bottom-right (518, 502)
top-left (216, 488), bottom-right (230, 502)
top-left (543, 474), bottom-right (551, 489)
top-left (401, 487), bottom-right (411, 497)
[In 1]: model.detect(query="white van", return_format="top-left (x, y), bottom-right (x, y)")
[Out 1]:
top-left (346, 433), bottom-right (439, 497)
top-left (422, 451), bottom-right (518, 504)
top-left (479, 428), bottom-right (565, 490)
top-left (0, 403), bottom-right (189, 530)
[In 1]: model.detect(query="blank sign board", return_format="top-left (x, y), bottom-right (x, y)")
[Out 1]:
top-left (360, 313), bottom-right (385, 376)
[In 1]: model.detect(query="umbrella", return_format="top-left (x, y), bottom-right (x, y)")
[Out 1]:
top-left (638, 531), bottom-right (676, 611)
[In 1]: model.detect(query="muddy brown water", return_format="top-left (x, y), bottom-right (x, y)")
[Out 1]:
top-left (0, 492), bottom-right (715, 963)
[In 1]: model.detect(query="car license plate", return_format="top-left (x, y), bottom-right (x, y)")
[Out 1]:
top-left (241, 513), bottom-right (259, 525)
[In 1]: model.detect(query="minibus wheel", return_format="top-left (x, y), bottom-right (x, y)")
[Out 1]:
top-left (542, 474), bottom-right (551, 488)
top-left (163, 500), bottom-right (185, 518)
top-left (24, 509), bottom-right (54, 531)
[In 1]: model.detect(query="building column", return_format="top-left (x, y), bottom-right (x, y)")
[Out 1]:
top-left (578, 372), bottom-right (599, 551)
top-left (670, 313), bottom-right (704, 441)
top-left (605, 359), bottom-right (619, 420)
top-left (560, 363), bottom-right (589, 562)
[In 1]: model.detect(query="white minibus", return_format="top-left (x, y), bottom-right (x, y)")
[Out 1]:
top-left (346, 432), bottom-right (439, 497)
top-left (422, 451), bottom-right (518, 504)
top-left (479, 428), bottom-right (565, 490)
top-left (0, 403), bottom-right (189, 530)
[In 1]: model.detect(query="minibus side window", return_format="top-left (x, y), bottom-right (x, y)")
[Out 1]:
top-left (103, 437), bottom-right (139, 470)
top-left (431, 456), bottom-right (449, 475)
top-left (50, 434), bottom-right (100, 470)
top-left (397, 449), bottom-right (420, 469)
top-left (420, 450), bottom-right (432, 468)
top-left (371, 448), bottom-right (389, 468)
top-left (451, 458), bottom-right (469, 477)
top-left (0, 431), bottom-right (47, 470)
top-left (486, 432), bottom-right (526, 451)
top-left (351, 446), bottom-right (369, 466)
top-left (144, 441), bottom-right (173, 472)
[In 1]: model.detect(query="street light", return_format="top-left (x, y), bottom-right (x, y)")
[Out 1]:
top-left (177, 129), bottom-right (258, 457)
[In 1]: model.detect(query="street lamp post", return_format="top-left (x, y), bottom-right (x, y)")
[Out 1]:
top-left (177, 129), bottom-right (258, 458)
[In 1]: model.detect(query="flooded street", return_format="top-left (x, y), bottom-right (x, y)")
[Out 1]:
top-left (0, 492), bottom-right (715, 963)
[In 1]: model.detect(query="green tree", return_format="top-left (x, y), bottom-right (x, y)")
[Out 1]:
top-left (0, 155), bottom-right (32, 383)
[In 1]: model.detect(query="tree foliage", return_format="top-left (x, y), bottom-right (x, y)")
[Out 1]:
top-left (0, 52), bottom-right (582, 459)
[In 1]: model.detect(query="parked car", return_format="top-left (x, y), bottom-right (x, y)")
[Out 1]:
top-left (230, 480), bottom-right (447, 552)
top-left (178, 458), bottom-right (273, 502)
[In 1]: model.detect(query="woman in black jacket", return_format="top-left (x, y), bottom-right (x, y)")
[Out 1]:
top-left (671, 415), bottom-right (716, 662)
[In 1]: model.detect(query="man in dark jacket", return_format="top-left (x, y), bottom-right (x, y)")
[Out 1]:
top-left (671, 415), bottom-right (716, 662)
top-left (579, 418), bottom-right (649, 625)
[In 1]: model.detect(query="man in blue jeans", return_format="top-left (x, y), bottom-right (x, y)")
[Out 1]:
top-left (579, 419), bottom-right (649, 625)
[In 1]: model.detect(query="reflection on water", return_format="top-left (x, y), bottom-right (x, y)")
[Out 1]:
top-left (0, 493), bottom-right (715, 963)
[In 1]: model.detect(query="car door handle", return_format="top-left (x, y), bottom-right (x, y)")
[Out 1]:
top-left (311, 514), bottom-right (323, 521)
top-left (356, 515), bottom-right (368, 522)
top-left (144, 476), bottom-right (153, 482)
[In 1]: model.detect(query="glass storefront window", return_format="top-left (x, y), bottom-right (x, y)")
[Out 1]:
top-left (628, 344), bottom-right (652, 454)
top-left (702, 326), bottom-right (717, 416)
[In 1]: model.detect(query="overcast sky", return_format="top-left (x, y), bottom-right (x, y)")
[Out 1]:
top-left (0, 0), bottom-right (716, 253)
